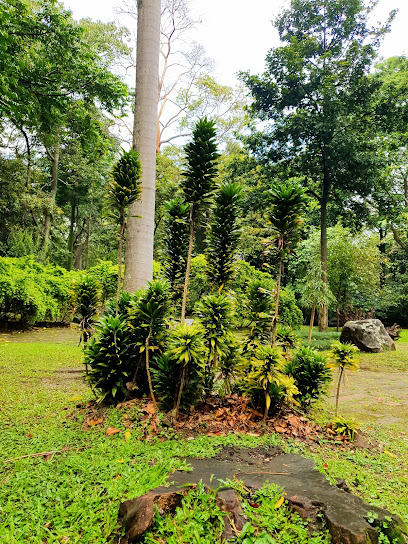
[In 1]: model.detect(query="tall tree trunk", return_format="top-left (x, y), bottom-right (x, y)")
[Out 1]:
top-left (318, 158), bottom-right (329, 332)
top-left (308, 302), bottom-right (316, 343)
top-left (84, 210), bottom-right (92, 269)
top-left (42, 142), bottom-right (60, 261)
top-left (124, 0), bottom-right (161, 293)
top-left (271, 254), bottom-right (283, 347)
top-left (66, 189), bottom-right (77, 271)
top-left (181, 217), bottom-right (195, 323)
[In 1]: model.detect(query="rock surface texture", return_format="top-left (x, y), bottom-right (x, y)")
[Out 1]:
top-left (118, 446), bottom-right (407, 544)
top-left (340, 319), bottom-right (396, 353)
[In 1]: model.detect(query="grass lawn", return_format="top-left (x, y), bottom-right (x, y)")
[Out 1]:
top-left (0, 329), bottom-right (407, 543)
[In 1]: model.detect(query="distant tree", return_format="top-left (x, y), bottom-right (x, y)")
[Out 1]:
top-left (242, 0), bottom-right (394, 331)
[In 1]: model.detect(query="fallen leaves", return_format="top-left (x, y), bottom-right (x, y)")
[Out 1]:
top-left (106, 427), bottom-right (121, 436)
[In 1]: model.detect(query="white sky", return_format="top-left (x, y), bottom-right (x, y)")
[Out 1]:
top-left (63, 0), bottom-right (408, 85)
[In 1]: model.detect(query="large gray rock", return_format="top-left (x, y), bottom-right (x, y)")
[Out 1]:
top-left (340, 319), bottom-right (396, 353)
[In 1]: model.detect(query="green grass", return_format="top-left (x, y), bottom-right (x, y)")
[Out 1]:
top-left (297, 326), bottom-right (340, 351)
top-left (1, 336), bottom-right (408, 542)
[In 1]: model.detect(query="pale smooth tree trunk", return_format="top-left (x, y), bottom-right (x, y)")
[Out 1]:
top-left (124, 0), bottom-right (161, 293)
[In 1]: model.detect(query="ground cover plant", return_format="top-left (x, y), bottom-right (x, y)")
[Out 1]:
top-left (1, 328), bottom-right (408, 543)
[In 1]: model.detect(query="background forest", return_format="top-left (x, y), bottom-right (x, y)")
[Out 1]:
top-left (1, 0), bottom-right (408, 330)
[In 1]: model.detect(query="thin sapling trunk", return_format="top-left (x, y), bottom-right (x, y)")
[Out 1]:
top-left (181, 216), bottom-right (195, 323)
top-left (116, 215), bottom-right (126, 308)
top-left (335, 366), bottom-right (344, 417)
top-left (308, 302), bottom-right (316, 343)
top-left (271, 255), bottom-right (283, 347)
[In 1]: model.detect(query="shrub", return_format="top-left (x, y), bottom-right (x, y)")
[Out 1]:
top-left (0, 256), bottom-right (72, 325)
top-left (86, 315), bottom-right (133, 404)
top-left (285, 346), bottom-right (332, 406)
top-left (276, 325), bottom-right (298, 352)
top-left (104, 291), bottom-right (132, 320)
top-left (329, 341), bottom-right (359, 416)
top-left (87, 260), bottom-right (118, 303)
top-left (186, 254), bottom-right (210, 313)
top-left (71, 275), bottom-right (101, 345)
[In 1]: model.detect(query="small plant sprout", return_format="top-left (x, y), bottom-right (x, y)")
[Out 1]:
top-left (329, 341), bottom-right (359, 416)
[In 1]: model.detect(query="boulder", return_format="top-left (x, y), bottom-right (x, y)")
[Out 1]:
top-left (340, 319), bottom-right (396, 353)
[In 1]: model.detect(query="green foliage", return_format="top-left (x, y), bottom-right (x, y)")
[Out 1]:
top-left (247, 345), bottom-right (298, 419)
top-left (275, 325), bottom-right (298, 352)
top-left (107, 149), bottom-right (142, 224)
top-left (329, 341), bottom-right (359, 416)
top-left (144, 481), bottom-right (226, 544)
top-left (166, 323), bottom-right (205, 416)
top-left (186, 255), bottom-right (211, 313)
top-left (181, 117), bottom-right (220, 219)
top-left (85, 315), bottom-right (132, 403)
top-left (329, 341), bottom-right (360, 373)
top-left (330, 415), bottom-right (359, 441)
top-left (151, 354), bottom-right (203, 412)
top-left (87, 261), bottom-right (118, 303)
top-left (128, 280), bottom-right (169, 354)
top-left (244, 279), bottom-right (274, 348)
top-left (285, 346), bottom-right (332, 406)
top-left (219, 334), bottom-right (244, 397)
top-left (265, 181), bottom-right (307, 259)
top-left (206, 182), bottom-right (242, 287)
top-left (0, 256), bottom-right (72, 325)
top-left (161, 198), bottom-right (190, 301)
top-left (104, 291), bottom-right (132, 320)
top-left (71, 275), bottom-right (101, 344)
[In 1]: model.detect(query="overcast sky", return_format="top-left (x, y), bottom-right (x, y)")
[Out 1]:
top-left (63, 0), bottom-right (408, 85)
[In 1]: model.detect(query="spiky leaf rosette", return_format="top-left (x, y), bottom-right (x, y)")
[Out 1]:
top-left (207, 182), bottom-right (242, 287)
top-left (195, 293), bottom-right (235, 365)
top-left (162, 198), bottom-right (190, 297)
top-left (104, 291), bottom-right (132, 320)
top-left (85, 315), bottom-right (132, 404)
top-left (128, 280), bottom-right (170, 354)
top-left (72, 275), bottom-right (101, 344)
top-left (266, 181), bottom-right (307, 257)
top-left (275, 324), bottom-right (298, 352)
top-left (181, 118), bottom-right (220, 220)
top-left (285, 346), bottom-right (332, 406)
top-left (107, 149), bottom-right (142, 223)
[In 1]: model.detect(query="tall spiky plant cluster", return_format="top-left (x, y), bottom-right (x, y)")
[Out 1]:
top-left (161, 198), bottom-right (190, 304)
top-left (206, 182), bottom-right (242, 288)
top-left (180, 118), bottom-right (220, 321)
top-left (106, 149), bottom-right (142, 304)
top-left (72, 275), bottom-right (101, 346)
top-left (266, 182), bottom-right (307, 346)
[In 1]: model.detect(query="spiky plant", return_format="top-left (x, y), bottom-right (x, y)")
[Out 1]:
top-left (104, 291), bottom-right (132, 321)
top-left (329, 341), bottom-right (359, 417)
top-left (180, 118), bottom-right (219, 322)
top-left (128, 280), bottom-right (169, 407)
top-left (72, 275), bottom-right (101, 346)
top-left (206, 182), bottom-right (242, 288)
top-left (195, 293), bottom-right (235, 367)
top-left (243, 279), bottom-right (274, 354)
top-left (248, 345), bottom-right (286, 421)
top-left (106, 149), bottom-right (142, 306)
top-left (151, 354), bottom-right (203, 411)
top-left (285, 346), bottom-right (332, 406)
top-left (161, 198), bottom-right (190, 304)
top-left (85, 315), bottom-right (132, 404)
top-left (265, 182), bottom-right (307, 346)
top-left (275, 325), bottom-right (298, 353)
top-left (166, 323), bottom-right (205, 418)
top-left (219, 334), bottom-right (243, 397)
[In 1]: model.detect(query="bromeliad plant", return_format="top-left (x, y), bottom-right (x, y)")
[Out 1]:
top-left (106, 149), bottom-right (142, 306)
top-left (85, 315), bottom-right (132, 404)
top-left (128, 280), bottom-right (170, 408)
top-left (329, 341), bottom-right (359, 416)
top-left (206, 182), bottom-right (242, 289)
top-left (275, 325), bottom-right (298, 353)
